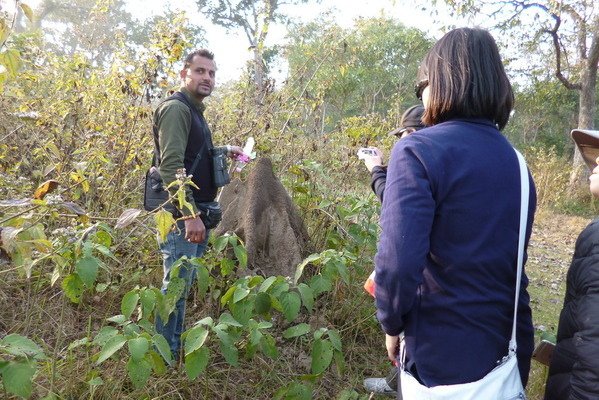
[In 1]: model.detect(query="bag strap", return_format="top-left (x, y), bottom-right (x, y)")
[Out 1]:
top-left (509, 149), bottom-right (529, 355)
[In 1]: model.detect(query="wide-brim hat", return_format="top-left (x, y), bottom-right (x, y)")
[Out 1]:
top-left (572, 129), bottom-right (599, 170)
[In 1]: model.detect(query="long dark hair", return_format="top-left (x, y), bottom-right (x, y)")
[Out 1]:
top-left (418, 28), bottom-right (513, 130)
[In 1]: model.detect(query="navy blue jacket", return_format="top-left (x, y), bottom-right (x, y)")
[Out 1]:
top-left (374, 118), bottom-right (536, 387)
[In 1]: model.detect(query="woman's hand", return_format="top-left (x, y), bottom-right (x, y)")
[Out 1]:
top-left (386, 334), bottom-right (400, 363)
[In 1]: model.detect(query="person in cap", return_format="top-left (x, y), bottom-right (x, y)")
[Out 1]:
top-left (545, 129), bottom-right (599, 400)
top-left (361, 105), bottom-right (425, 202)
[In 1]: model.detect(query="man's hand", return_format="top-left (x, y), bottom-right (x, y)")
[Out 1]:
top-left (184, 217), bottom-right (206, 243)
top-left (362, 147), bottom-right (384, 172)
top-left (386, 334), bottom-right (400, 363)
top-left (227, 145), bottom-right (245, 159)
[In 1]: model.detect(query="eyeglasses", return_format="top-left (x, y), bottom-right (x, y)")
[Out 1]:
top-left (415, 79), bottom-right (429, 101)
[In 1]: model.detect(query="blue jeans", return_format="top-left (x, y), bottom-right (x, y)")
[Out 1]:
top-left (155, 219), bottom-right (209, 361)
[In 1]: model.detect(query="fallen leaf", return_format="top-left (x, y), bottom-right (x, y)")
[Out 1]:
top-left (115, 209), bottom-right (142, 229)
top-left (33, 180), bottom-right (59, 200)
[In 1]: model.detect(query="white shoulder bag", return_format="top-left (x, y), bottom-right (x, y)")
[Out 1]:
top-left (399, 149), bottom-right (529, 400)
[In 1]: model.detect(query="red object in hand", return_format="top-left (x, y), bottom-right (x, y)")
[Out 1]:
top-left (364, 270), bottom-right (376, 297)
top-left (235, 153), bottom-right (251, 163)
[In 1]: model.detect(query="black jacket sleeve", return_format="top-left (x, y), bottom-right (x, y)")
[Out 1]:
top-left (370, 165), bottom-right (387, 202)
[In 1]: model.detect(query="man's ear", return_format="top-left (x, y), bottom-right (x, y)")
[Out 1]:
top-left (180, 68), bottom-right (187, 80)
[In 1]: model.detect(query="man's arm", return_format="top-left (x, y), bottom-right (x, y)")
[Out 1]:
top-left (155, 100), bottom-right (198, 217)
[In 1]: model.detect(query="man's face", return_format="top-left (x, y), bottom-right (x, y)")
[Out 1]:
top-left (181, 55), bottom-right (216, 101)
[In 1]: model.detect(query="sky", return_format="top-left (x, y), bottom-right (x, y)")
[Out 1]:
top-left (124, 0), bottom-right (454, 83)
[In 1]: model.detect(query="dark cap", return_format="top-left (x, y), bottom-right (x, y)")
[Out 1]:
top-left (572, 129), bottom-right (599, 170)
top-left (389, 105), bottom-right (425, 136)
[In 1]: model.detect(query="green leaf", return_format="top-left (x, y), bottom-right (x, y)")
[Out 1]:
top-left (96, 334), bottom-right (126, 364)
top-left (260, 334), bottom-right (278, 359)
top-left (152, 334), bottom-right (173, 365)
top-left (282, 323), bottom-right (311, 339)
top-left (106, 314), bottom-right (127, 325)
top-left (1, 360), bottom-right (35, 398)
top-left (311, 338), bottom-right (333, 375)
top-left (62, 273), bottom-right (84, 303)
top-left (0, 49), bottom-right (21, 79)
top-left (233, 245), bottom-right (247, 268)
top-left (196, 265), bottom-right (209, 298)
top-left (75, 255), bottom-right (100, 287)
top-left (127, 337), bottom-right (149, 362)
top-left (185, 347), bottom-right (209, 380)
top-left (1, 334), bottom-right (45, 359)
top-left (126, 357), bottom-right (152, 389)
top-left (309, 274), bottom-right (332, 297)
top-left (254, 292), bottom-right (272, 315)
top-left (212, 234), bottom-right (229, 252)
top-left (233, 286), bottom-right (250, 303)
top-left (121, 290), bottom-right (140, 320)
top-left (92, 326), bottom-right (118, 346)
top-left (218, 313), bottom-right (243, 327)
top-left (259, 276), bottom-right (277, 292)
top-left (214, 328), bottom-right (238, 366)
top-left (294, 253), bottom-right (321, 285)
top-left (147, 350), bottom-right (167, 375)
top-left (162, 277), bottom-right (185, 321)
top-left (334, 259), bottom-right (350, 285)
top-left (274, 382), bottom-right (312, 400)
top-left (184, 326), bottom-right (209, 356)
top-left (297, 283), bottom-right (314, 312)
top-left (333, 348), bottom-right (346, 375)
top-left (231, 298), bottom-right (254, 325)
top-left (67, 337), bottom-right (89, 351)
top-left (327, 329), bottom-right (343, 352)
top-left (280, 292), bottom-right (301, 322)
top-left (155, 210), bottom-right (175, 242)
top-left (139, 289), bottom-right (156, 319)
top-left (220, 286), bottom-right (236, 306)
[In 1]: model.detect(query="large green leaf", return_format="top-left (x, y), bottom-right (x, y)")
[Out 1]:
top-left (152, 334), bottom-right (173, 365)
top-left (184, 326), bottom-right (209, 356)
top-left (308, 274), bottom-right (332, 297)
top-left (92, 326), bottom-right (118, 346)
top-left (0, 49), bottom-right (21, 79)
top-left (260, 334), bottom-right (278, 359)
top-left (233, 286), bottom-right (250, 303)
top-left (75, 255), bottom-right (100, 287)
top-left (254, 292), bottom-right (271, 315)
top-left (126, 357), bottom-right (152, 389)
top-left (233, 245), bottom-right (247, 268)
top-left (62, 273), bottom-right (85, 303)
top-left (294, 253), bottom-right (321, 285)
top-left (139, 288), bottom-right (156, 319)
top-left (185, 346), bottom-right (209, 380)
top-left (1, 334), bottom-right (45, 359)
top-left (1, 360), bottom-right (35, 398)
top-left (297, 283), bottom-right (314, 312)
top-left (96, 334), bottom-right (126, 364)
top-left (280, 291), bottom-right (301, 322)
top-left (196, 265), bottom-right (209, 298)
top-left (121, 290), bottom-right (140, 320)
top-left (327, 329), bottom-right (343, 352)
top-left (282, 323), bottom-right (311, 339)
top-left (218, 313), bottom-right (243, 327)
top-left (214, 327), bottom-right (238, 367)
top-left (311, 338), bottom-right (333, 375)
top-left (127, 337), bottom-right (149, 362)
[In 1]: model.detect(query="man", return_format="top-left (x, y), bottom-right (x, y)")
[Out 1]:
top-left (361, 105), bottom-right (425, 397)
top-left (152, 49), bottom-right (244, 362)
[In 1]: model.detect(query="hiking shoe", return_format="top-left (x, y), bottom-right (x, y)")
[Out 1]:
top-left (363, 377), bottom-right (397, 396)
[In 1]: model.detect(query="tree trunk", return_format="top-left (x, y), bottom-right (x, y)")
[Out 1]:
top-left (568, 62), bottom-right (597, 190)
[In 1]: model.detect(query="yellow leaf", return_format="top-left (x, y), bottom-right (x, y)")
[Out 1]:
top-left (0, 49), bottom-right (21, 78)
top-left (155, 210), bottom-right (175, 243)
top-left (33, 179), bottom-right (59, 200)
top-left (19, 3), bottom-right (34, 24)
top-left (0, 18), bottom-right (7, 43)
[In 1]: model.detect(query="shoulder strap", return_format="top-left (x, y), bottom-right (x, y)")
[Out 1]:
top-left (509, 149), bottom-right (529, 355)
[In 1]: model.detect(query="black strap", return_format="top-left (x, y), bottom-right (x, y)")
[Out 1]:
top-left (151, 92), bottom-right (211, 173)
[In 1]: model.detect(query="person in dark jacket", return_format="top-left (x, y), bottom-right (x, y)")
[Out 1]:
top-left (375, 27), bottom-right (536, 395)
top-left (545, 129), bottom-right (599, 400)
top-left (362, 105), bottom-right (425, 202)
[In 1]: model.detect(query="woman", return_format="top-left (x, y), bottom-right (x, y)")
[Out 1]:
top-left (545, 130), bottom-right (599, 400)
top-left (374, 27), bottom-right (536, 393)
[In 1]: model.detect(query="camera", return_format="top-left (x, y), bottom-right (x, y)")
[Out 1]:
top-left (357, 147), bottom-right (378, 160)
